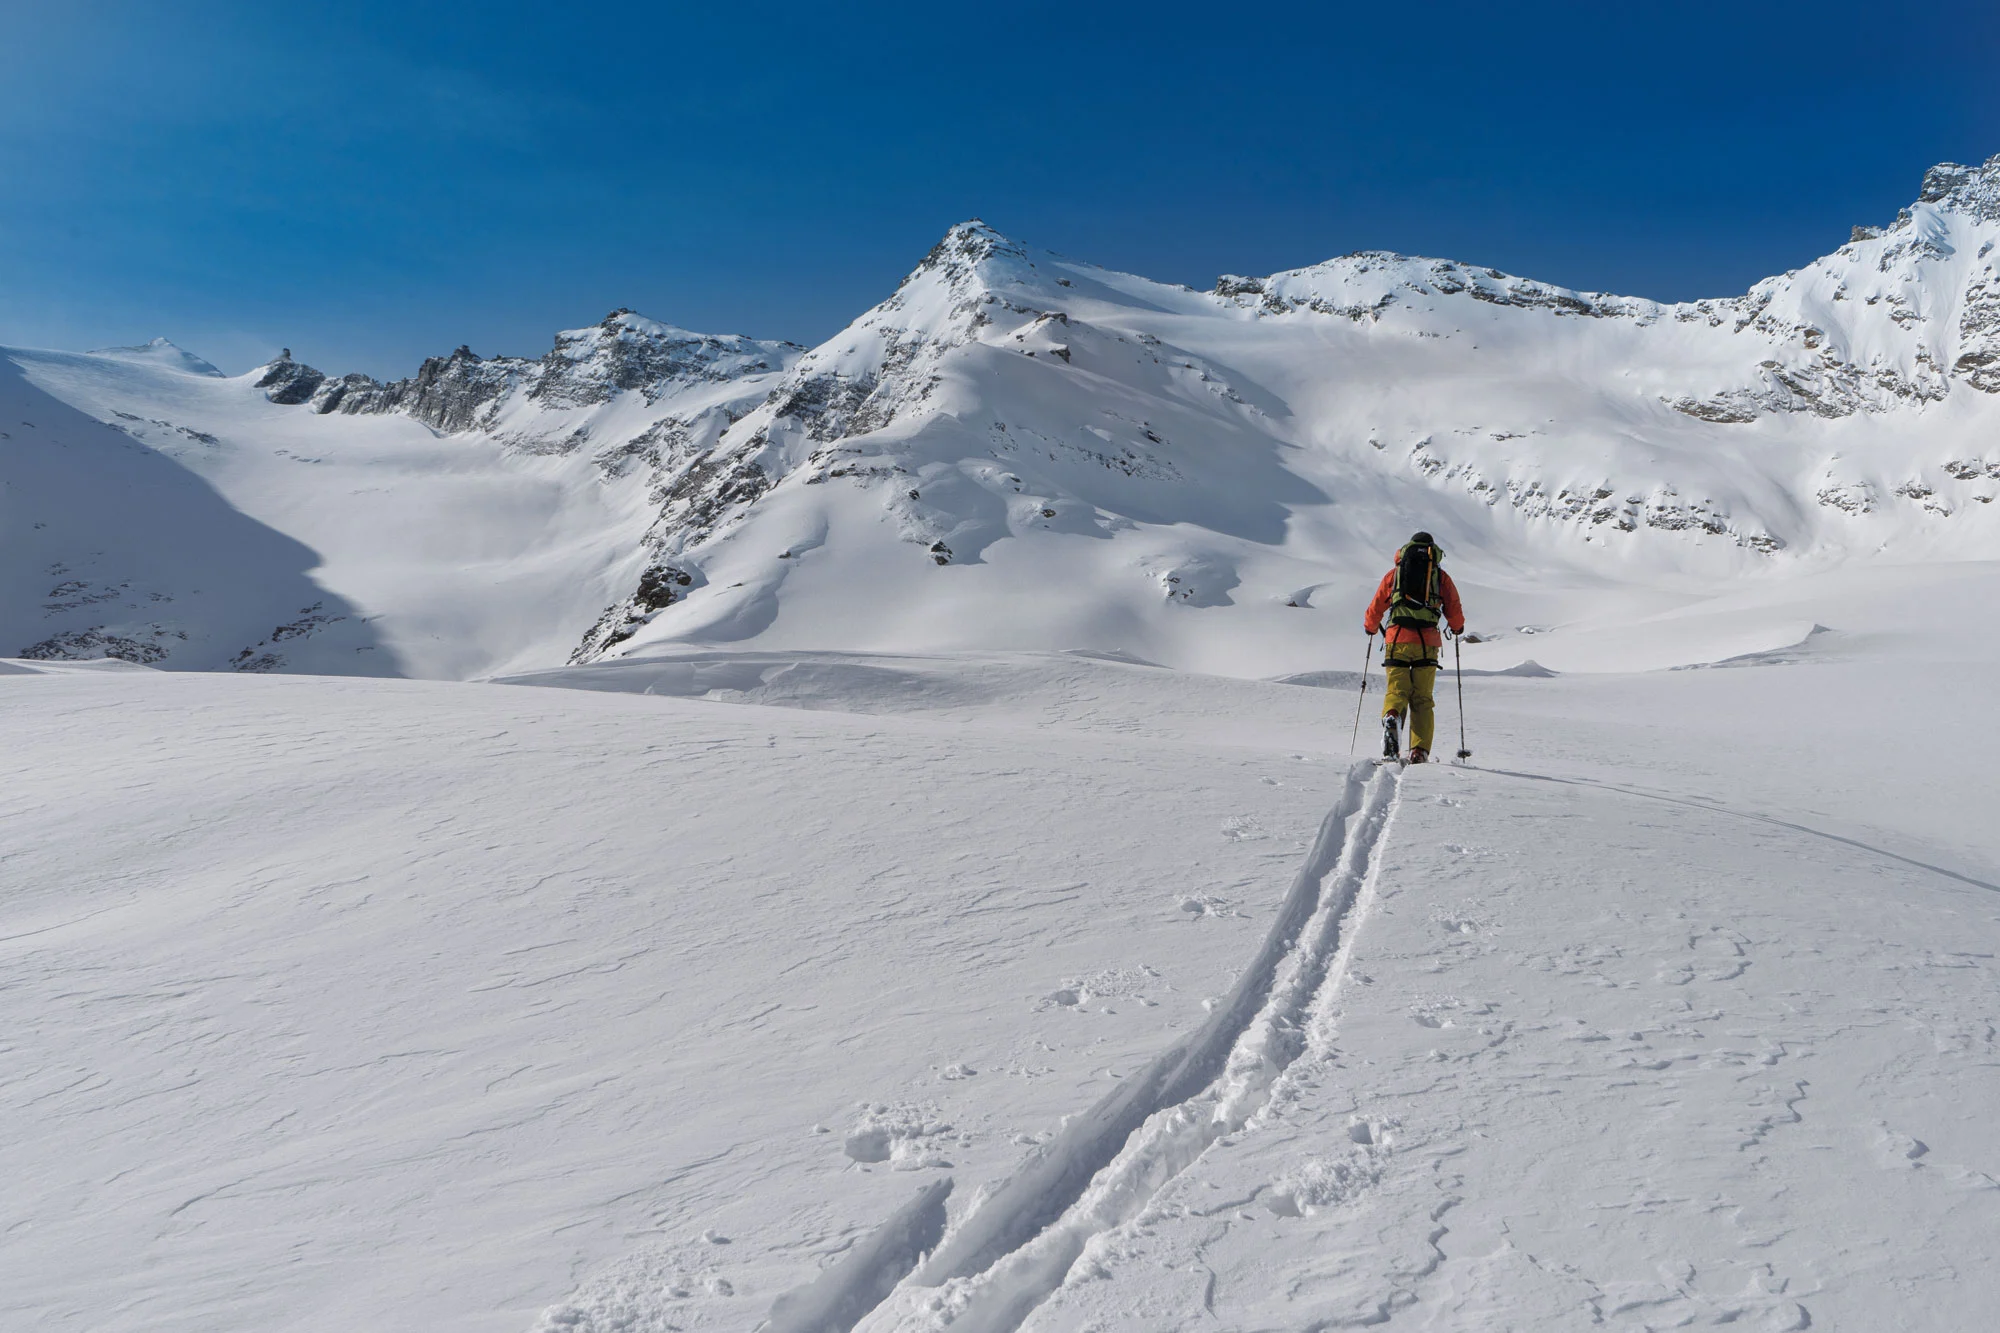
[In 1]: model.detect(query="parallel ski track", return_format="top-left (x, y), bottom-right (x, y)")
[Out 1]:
top-left (768, 760), bottom-right (1401, 1333)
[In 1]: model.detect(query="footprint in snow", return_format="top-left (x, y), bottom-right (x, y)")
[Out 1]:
top-left (1873, 1125), bottom-right (1930, 1168)
top-left (842, 1102), bottom-right (957, 1169)
top-left (1043, 965), bottom-right (1164, 1012)
top-left (1429, 902), bottom-right (1490, 937)
top-left (1220, 815), bottom-right (1266, 842)
top-left (844, 1127), bottom-right (894, 1163)
top-left (1686, 927), bottom-right (1751, 980)
top-left (1410, 992), bottom-right (1470, 1029)
top-left (1262, 1141), bottom-right (1385, 1217)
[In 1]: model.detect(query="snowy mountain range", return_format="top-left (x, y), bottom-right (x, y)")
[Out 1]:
top-left (6, 154), bottom-right (1999, 679)
top-left (11, 156), bottom-right (2000, 1333)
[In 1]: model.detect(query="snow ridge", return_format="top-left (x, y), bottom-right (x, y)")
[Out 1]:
top-left (257, 310), bottom-right (798, 429)
top-left (86, 337), bottom-right (224, 378)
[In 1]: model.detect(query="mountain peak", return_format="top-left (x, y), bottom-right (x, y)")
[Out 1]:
top-left (1916, 154), bottom-right (2000, 222)
top-left (941, 218), bottom-right (1006, 247)
top-left (251, 350), bottom-right (329, 404)
top-left (599, 308), bottom-right (676, 334)
top-left (88, 336), bottom-right (224, 377)
top-left (910, 219), bottom-right (1031, 284)
top-left (590, 308), bottom-right (699, 342)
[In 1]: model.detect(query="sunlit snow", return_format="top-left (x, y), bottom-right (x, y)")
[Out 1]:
top-left (4, 156), bottom-right (1999, 1333)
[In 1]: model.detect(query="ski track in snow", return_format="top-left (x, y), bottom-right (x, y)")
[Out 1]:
top-left (779, 762), bottom-right (1401, 1333)
top-left (767, 1179), bottom-right (954, 1333)
top-left (10, 646), bottom-right (2000, 1332)
top-left (1008, 766), bottom-right (2000, 1331)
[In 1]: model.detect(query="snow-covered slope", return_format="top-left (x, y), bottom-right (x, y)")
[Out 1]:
top-left (88, 336), bottom-right (225, 378)
top-left (2, 314), bottom-right (800, 677)
top-left (9, 156), bottom-right (2000, 678)
top-left (5, 628), bottom-right (1997, 1332)
top-left (11, 152), bottom-right (2000, 1333)
top-left (0, 353), bottom-right (385, 670)
top-left (583, 156), bottom-right (2000, 677)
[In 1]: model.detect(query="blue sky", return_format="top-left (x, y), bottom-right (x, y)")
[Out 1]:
top-left (3, 0), bottom-right (1996, 378)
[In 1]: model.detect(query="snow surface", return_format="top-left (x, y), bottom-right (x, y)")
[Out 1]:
top-left (5, 618), bottom-right (1997, 1331)
top-left (6, 154), bottom-right (2000, 1332)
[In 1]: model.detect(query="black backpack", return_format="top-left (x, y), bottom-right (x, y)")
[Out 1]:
top-left (1387, 540), bottom-right (1444, 630)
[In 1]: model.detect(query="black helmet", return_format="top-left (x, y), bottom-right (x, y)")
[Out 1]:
top-left (1409, 530), bottom-right (1434, 545)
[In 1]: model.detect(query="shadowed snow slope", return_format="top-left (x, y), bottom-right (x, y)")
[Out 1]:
top-left (10, 155), bottom-right (2000, 678)
top-left (0, 356), bottom-right (387, 671)
top-left (2, 319), bottom-right (797, 678)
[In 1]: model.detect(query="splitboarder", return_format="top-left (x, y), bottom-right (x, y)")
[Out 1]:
top-left (1363, 532), bottom-right (1465, 763)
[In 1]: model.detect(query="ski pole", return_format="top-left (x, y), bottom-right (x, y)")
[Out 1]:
top-left (1348, 635), bottom-right (1374, 755)
top-left (1453, 633), bottom-right (1472, 761)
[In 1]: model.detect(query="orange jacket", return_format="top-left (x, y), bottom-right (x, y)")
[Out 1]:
top-left (1364, 565), bottom-right (1464, 648)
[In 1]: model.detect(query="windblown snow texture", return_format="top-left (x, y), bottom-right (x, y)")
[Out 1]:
top-left (10, 639), bottom-right (2000, 1332)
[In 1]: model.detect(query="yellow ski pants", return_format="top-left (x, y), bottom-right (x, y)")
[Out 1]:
top-left (1382, 641), bottom-right (1440, 753)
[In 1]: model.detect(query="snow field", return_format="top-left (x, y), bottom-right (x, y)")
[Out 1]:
top-left (7, 152), bottom-right (2000, 1333)
top-left (4, 618), bottom-right (1998, 1332)
top-left (541, 640), bottom-right (1996, 1332)
top-left (1022, 759), bottom-right (2000, 1330)
top-left (0, 664), bottom-right (1341, 1332)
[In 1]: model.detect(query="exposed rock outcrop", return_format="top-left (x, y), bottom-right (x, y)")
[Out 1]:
top-left (297, 312), bottom-right (799, 435)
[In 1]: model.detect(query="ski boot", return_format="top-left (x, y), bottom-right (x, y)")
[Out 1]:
top-left (1381, 713), bottom-right (1400, 759)
top-left (1408, 747), bottom-right (1429, 764)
